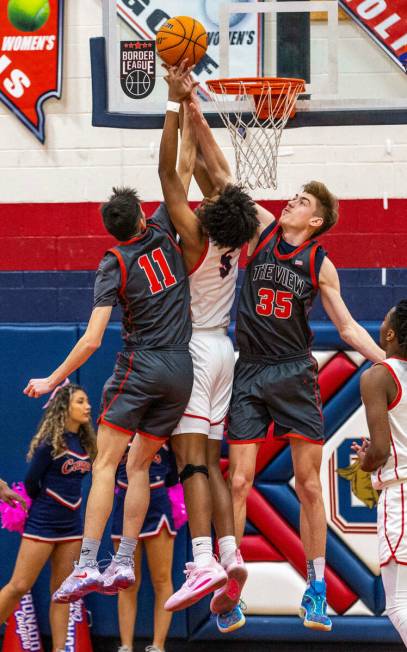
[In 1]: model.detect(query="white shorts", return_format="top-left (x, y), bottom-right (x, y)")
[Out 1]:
top-left (171, 328), bottom-right (235, 440)
top-left (378, 483), bottom-right (407, 567)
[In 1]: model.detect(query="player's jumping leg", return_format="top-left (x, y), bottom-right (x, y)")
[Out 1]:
top-left (228, 443), bottom-right (260, 544)
top-left (102, 433), bottom-right (163, 594)
top-left (291, 439), bottom-right (331, 631)
top-left (208, 439), bottom-right (247, 632)
top-left (53, 424), bottom-right (130, 603)
top-left (381, 559), bottom-right (407, 645)
top-left (165, 433), bottom-right (227, 611)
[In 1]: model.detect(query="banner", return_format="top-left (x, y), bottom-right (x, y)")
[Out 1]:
top-left (3, 591), bottom-right (44, 651)
top-left (116, 0), bottom-right (263, 94)
top-left (340, 0), bottom-right (407, 72)
top-left (0, 0), bottom-right (64, 142)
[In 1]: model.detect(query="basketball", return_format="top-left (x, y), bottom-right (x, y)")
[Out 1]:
top-left (7, 0), bottom-right (50, 32)
top-left (156, 16), bottom-right (208, 67)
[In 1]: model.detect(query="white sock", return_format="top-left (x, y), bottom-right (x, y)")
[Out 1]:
top-left (313, 557), bottom-right (325, 581)
top-left (192, 536), bottom-right (213, 568)
top-left (218, 535), bottom-right (237, 567)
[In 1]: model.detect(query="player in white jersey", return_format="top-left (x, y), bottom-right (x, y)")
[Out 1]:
top-left (158, 66), bottom-right (259, 625)
top-left (352, 299), bottom-right (407, 646)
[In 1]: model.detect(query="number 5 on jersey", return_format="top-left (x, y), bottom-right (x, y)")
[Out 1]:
top-left (138, 248), bottom-right (177, 295)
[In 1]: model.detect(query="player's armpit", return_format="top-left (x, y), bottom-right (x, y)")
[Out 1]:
top-left (360, 366), bottom-right (392, 471)
top-left (319, 258), bottom-right (385, 363)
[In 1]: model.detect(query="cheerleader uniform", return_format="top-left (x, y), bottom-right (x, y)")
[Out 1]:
top-left (111, 444), bottom-right (177, 540)
top-left (23, 433), bottom-right (91, 543)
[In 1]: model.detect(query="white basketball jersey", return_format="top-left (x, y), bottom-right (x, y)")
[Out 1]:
top-left (189, 239), bottom-right (240, 329)
top-left (371, 358), bottom-right (407, 490)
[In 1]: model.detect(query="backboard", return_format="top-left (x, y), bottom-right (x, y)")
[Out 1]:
top-left (91, 0), bottom-right (407, 129)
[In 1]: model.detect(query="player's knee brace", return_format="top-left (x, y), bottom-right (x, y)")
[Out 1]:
top-left (179, 464), bottom-right (209, 484)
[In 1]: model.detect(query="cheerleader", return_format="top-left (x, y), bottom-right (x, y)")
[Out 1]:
top-left (111, 444), bottom-right (177, 652)
top-left (0, 383), bottom-right (96, 652)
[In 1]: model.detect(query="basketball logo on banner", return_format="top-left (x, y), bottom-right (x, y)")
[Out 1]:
top-left (3, 591), bottom-right (44, 651)
top-left (0, 0), bottom-right (64, 142)
top-left (120, 40), bottom-right (156, 99)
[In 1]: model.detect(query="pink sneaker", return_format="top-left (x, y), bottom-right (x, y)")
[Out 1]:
top-left (102, 557), bottom-right (135, 595)
top-left (164, 558), bottom-right (227, 612)
top-left (210, 549), bottom-right (248, 614)
top-left (52, 562), bottom-right (103, 603)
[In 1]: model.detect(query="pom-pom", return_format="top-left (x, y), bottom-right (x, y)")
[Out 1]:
top-left (0, 482), bottom-right (32, 534)
top-left (167, 482), bottom-right (188, 530)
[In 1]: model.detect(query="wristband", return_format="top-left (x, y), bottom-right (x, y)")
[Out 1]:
top-left (167, 100), bottom-right (181, 113)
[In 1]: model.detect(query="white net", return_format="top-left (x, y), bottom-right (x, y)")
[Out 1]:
top-left (207, 78), bottom-right (305, 191)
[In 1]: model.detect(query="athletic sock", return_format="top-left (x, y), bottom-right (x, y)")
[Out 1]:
top-left (78, 538), bottom-right (101, 567)
top-left (192, 536), bottom-right (213, 568)
top-left (218, 535), bottom-right (237, 567)
top-left (115, 536), bottom-right (137, 561)
top-left (313, 557), bottom-right (325, 582)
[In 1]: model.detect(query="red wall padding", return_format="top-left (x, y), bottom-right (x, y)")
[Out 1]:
top-left (0, 199), bottom-right (406, 270)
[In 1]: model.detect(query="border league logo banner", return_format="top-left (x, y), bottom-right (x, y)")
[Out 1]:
top-left (0, 0), bottom-right (64, 142)
top-left (120, 40), bottom-right (156, 99)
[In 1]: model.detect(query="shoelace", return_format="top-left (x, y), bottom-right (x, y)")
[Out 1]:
top-left (184, 565), bottom-right (200, 586)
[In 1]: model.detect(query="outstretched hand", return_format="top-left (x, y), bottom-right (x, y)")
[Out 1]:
top-left (0, 482), bottom-right (27, 510)
top-left (23, 377), bottom-right (55, 398)
top-left (163, 60), bottom-right (199, 103)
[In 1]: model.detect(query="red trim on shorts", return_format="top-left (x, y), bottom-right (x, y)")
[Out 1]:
top-left (273, 233), bottom-right (313, 261)
top-left (188, 238), bottom-right (209, 276)
top-left (309, 243), bottom-right (320, 290)
top-left (381, 559), bottom-right (407, 567)
top-left (182, 413), bottom-right (211, 423)
top-left (98, 418), bottom-right (134, 436)
top-left (393, 484), bottom-right (405, 556)
top-left (210, 418), bottom-right (225, 426)
top-left (378, 362), bottom-right (403, 410)
top-left (99, 352), bottom-right (135, 424)
top-left (22, 534), bottom-right (83, 543)
top-left (138, 429), bottom-right (167, 442)
top-left (282, 432), bottom-right (324, 446)
top-left (248, 223), bottom-right (280, 263)
top-left (227, 438), bottom-right (266, 445)
top-left (108, 248), bottom-right (127, 296)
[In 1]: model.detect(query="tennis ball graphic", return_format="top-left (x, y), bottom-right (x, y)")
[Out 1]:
top-left (8, 0), bottom-right (50, 32)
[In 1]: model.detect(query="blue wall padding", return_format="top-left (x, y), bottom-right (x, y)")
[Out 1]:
top-left (0, 268), bottom-right (405, 323)
top-left (192, 616), bottom-right (402, 642)
top-left (256, 484), bottom-right (377, 613)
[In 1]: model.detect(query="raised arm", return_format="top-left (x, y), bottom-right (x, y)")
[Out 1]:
top-left (356, 365), bottom-right (393, 471)
top-left (159, 64), bottom-right (205, 266)
top-left (24, 306), bottom-right (112, 398)
top-left (319, 257), bottom-right (385, 363)
top-left (177, 100), bottom-right (198, 194)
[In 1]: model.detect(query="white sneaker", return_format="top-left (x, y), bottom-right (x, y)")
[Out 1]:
top-left (145, 646), bottom-right (165, 652)
top-left (118, 646), bottom-right (132, 652)
top-left (52, 561), bottom-right (103, 603)
top-left (102, 556), bottom-right (135, 595)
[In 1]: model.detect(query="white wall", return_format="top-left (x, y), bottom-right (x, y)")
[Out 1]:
top-left (0, 0), bottom-right (406, 203)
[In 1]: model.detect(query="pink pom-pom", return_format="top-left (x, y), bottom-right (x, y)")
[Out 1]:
top-left (167, 482), bottom-right (188, 530)
top-left (0, 482), bottom-right (32, 534)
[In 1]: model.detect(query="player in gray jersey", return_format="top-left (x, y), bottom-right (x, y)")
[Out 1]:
top-left (189, 101), bottom-right (385, 631)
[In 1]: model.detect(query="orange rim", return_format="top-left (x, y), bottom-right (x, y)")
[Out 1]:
top-left (206, 76), bottom-right (306, 96)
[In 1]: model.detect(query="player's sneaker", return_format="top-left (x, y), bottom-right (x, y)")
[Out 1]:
top-left (52, 561), bottom-right (103, 603)
top-left (216, 602), bottom-right (246, 634)
top-left (210, 549), bottom-right (248, 614)
top-left (299, 579), bottom-right (332, 631)
top-left (102, 556), bottom-right (135, 594)
top-left (164, 558), bottom-right (227, 612)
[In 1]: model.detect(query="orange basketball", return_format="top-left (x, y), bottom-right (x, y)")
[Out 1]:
top-left (156, 16), bottom-right (208, 67)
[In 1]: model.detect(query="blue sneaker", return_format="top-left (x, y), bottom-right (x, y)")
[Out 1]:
top-left (216, 603), bottom-right (246, 634)
top-left (299, 579), bottom-right (332, 631)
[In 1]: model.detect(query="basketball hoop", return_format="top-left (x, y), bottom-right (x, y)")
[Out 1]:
top-left (206, 77), bottom-right (306, 191)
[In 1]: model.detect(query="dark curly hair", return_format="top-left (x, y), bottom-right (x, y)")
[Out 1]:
top-left (101, 187), bottom-right (143, 241)
top-left (197, 184), bottom-right (259, 249)
top-left (390, 299), bottom-right (407, 357)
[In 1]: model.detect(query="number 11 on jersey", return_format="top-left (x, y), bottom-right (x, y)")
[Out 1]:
top-left (138, 247), bottom-right (177, 294)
